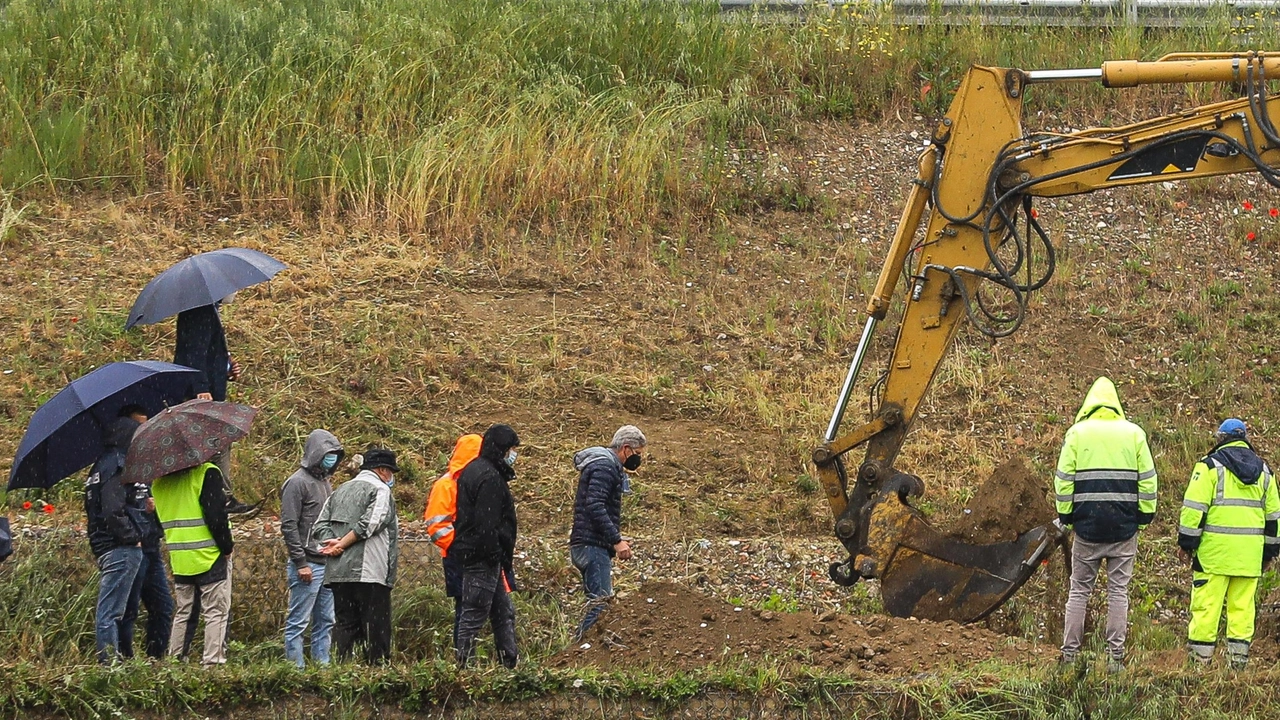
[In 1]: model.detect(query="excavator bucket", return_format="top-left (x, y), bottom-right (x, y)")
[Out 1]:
top-left (857, 476), bottom-right (1065, 623)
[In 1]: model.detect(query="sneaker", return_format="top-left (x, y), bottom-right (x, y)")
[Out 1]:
top-left (1106, 657), bottom-right (1125, 675)
top-left (226, 497), bottom-right (262, 517)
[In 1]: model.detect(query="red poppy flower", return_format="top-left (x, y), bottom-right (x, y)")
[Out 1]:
top-left (22, 501), bottom-right (31, 510)
top-left (1243, 201), bottom-right (1255, 211)
top-left (1247, 232), bottom-right (1257, 241)
top-left (71, 316), bottom-right (79, 323)
top-left (1030, 209), bottom-right (1039, 219)
top-left (42, 504), bottom-right (54, 514)
top-left (1271, 208), bottom-right (1279, 218)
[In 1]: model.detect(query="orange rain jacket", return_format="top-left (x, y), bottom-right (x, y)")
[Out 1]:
top-left (424, 434), bottom-right (482, 557)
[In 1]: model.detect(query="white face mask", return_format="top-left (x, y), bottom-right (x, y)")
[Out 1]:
top-left (505, 450), bottom-right (518, 467)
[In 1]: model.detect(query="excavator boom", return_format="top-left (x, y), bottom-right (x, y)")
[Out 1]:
top-left (814, 52), bottom-right (1280, 623)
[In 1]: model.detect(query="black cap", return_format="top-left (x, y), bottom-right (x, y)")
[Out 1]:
top-left (361, 448), bottom-right (400, 473)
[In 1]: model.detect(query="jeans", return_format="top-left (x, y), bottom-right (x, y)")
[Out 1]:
top-left (284, 562), bottom-right (334, 667)
top-left (571, 544), bottom-right (613, 638)
top-left (331, 582), bottom-right (393, 664)
top-left (1061, 534), bottom-right (1137, 661)
top-left (123, 547), bottom-right (175, 659)
top-left (455, 563), bottom-right (518, 668)
top-left (95, 546), bottom-right (144, 664)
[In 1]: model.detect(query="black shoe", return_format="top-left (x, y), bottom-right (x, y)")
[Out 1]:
top-left (226, 497), bottom-right (262, 517)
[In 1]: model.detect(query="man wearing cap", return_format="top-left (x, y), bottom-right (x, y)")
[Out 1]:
top-left (1179, 419), bottom-right (1280, 669)
top-left (312, 448), bottom-right (400, 664)
top-left (1054, 376), bottom-right (1157, 673)
top-left (569, 425), bottom-right (647, 640)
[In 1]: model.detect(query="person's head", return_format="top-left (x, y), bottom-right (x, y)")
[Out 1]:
top-left (1216, 418), bottom-right (1248, 445)
top-left (480, 424), bottom-right (521, 468)
top-left (610, 425), bottom-right (647, 471)
top-left (118, 404), bottom-right (148, 424)
top-left (361, 448), bottom-right (400, 484)
top-left (104, 415), bottom-right (142, 450)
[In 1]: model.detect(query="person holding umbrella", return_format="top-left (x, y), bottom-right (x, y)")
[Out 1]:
top-left (117, 405), bottom-right (175, 661)
top-left (124, 399), bottom-right (257, 666)
top-left (84, 413), bottom-right (146, 664)
top-left (126, 247), bottom-right (286, 517)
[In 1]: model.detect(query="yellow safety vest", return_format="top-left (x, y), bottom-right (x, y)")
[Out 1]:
top-left (152, 463), bottom-right (222, 577)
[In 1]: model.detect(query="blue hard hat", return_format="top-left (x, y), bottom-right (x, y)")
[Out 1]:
top-left (1218, 418), bottom-right (1247, 437)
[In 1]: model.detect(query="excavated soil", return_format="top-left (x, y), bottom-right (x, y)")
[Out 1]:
top-left (944, 457), bottom-right (1056, 545)
top-left (556, 582), bottom-right (1041, 673)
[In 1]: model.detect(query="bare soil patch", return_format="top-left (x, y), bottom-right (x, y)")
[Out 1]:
top-left (944, 457), bottom-right (1056, 545)
top-left (557, 582), bottom-right (1040, 673)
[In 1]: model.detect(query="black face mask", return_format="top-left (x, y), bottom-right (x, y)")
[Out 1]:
top-left (623, 453), bottom-right (643, 471)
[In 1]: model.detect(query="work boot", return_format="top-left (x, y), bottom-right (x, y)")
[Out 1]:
top-left (225, 496), bottom-right (262, 517)
top-left (1106, 656), bottom-right (1125, 675)
top-left (1187, 642), bottom-right (1214, 667)
top-left (1226, 639), bottom-right (1250, 671)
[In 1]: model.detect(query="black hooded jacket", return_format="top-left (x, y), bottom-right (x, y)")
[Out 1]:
top-left (1208, 441), bottom-right (1265, 486)
top-left (85, 418), bottom-right (143, 558)
top-left (174, 304), bottom-right (229, 401)
top-left (451, 425), bottom-right (519, 568)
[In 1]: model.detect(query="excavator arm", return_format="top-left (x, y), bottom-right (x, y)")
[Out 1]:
top-left (814, 53), bottom-right (1280, 623)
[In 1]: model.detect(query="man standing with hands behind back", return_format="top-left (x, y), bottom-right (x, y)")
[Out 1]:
top-left (570, 425), bottom-right (646, 640)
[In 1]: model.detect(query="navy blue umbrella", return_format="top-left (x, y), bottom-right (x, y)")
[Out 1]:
top-left (125, 248), bottom-right (286, 329)
top-left (7, 361), bottom-right (200, 490)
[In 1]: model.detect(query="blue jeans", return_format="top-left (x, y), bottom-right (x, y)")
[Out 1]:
top-left (124, 547), bottom-right (175, 659)
top-left (284, 562), bottom-right (334, 667)
top-left (95, 546), bottom-right (144, 664)
top-left (570, 544), bottom-right (613, 638)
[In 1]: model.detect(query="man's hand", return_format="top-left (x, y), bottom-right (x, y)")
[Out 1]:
top-left (297, 565), bottom-right (314, 583)
top-left (228, 358), bottom-right (243, 382)
top-left (614, 540), bottom-right (633, 561)
top-left (1178, 548), bottom-right (1194, 566)
top-left (146, 498), bottom-right (155, 513)
top-left (320, 539), bottom-right (345, 557)
top-left (196, 392), bottom-right (213, 401)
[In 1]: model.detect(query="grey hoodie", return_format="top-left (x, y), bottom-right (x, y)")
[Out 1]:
top-left (280, 430), bottom-right (343, 568)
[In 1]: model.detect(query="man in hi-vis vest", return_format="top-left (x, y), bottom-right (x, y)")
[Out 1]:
top-left (1179, 418), bottom-right (1280, 669)
top-left (152, 461), bottom-right (234, 665)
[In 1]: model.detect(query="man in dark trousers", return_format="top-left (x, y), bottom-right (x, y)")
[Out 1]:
top-left (85, 416), bottom-right (146, 664)
top-left (172, 298), bottom-right (258, 516)
top-left (117, 405), bottom-right (175, 660)
top-left (570, 424), bottom-right (646, 640)
top-left (451, 424), bottom-right (520, 669)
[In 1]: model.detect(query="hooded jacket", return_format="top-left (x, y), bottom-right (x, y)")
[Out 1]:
top-left (569, 446), bottom-right (625, 553)
top-left (1178, 439), bottom-right (1280, 576)
top-left (451, 425), bottom-right (519, 568)
top-left (424, 434), bottom-right (483, 557)
top-left (280, 430), bottom-right (343, 569)
top-left (173, 304), bottom-right (229, 401)
top-left (311, 470), bottom-right (398, 587)
top-left (85, 417), bottom-right (143, 558)
top-left (1054, 377), bottom-right (1158, 543)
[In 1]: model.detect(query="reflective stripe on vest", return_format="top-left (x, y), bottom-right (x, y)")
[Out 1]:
top-left (152, 463), bottom-right (221, 577)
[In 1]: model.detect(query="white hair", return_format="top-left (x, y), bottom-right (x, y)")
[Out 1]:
top-left (609, 425), bottom-right (647, 450)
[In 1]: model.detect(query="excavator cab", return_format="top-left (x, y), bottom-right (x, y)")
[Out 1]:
top-left (814, 53), bottom-right (1280, 623)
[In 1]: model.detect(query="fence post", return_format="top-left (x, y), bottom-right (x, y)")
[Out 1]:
top-left (1122, 0), bottom-right (1139, 25)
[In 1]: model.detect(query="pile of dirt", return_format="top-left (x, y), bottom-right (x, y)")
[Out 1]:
top-left (556, 582), bottom-right (1039, 673)
top-left (945, 457), bottom-right (1056, 545)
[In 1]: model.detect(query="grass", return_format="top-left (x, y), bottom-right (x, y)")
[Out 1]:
top-left (1, 0), bottom-right (1276, 235)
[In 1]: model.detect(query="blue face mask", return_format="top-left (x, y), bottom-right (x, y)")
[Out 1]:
top-left (386, 474), bottom-right (396, 488)
top-left (505, 450), bottom-right (518, 467)
top-left (320, 453), bottom-right (339, 471)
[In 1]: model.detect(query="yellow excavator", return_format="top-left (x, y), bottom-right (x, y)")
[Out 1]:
top-left (814, 52), bottom-right (1280, 623)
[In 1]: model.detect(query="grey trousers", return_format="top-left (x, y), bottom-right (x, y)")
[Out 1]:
top-left (1061, 534), bottom-right (1137, 660)
top-left (169, 562), bottom-right (232, 665)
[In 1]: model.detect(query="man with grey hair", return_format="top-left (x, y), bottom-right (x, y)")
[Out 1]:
top-left (569, 425), bottom-right (647, 640)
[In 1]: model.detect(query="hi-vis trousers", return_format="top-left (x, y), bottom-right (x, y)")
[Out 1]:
top-left (1188, 571), bottom-right (1257, 664)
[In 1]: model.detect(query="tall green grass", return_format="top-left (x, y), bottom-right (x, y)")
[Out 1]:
top-left (0, 0), bottom-right (1274, 231)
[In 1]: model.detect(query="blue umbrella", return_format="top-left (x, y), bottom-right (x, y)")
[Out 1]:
top-left (7, 361), bottom-right (200, 490)
top-left (124, 248), bottom-right (286, 329)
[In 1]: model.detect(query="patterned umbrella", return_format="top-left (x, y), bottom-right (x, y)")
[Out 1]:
top-left (121, 399), bottom-right (258, 484)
